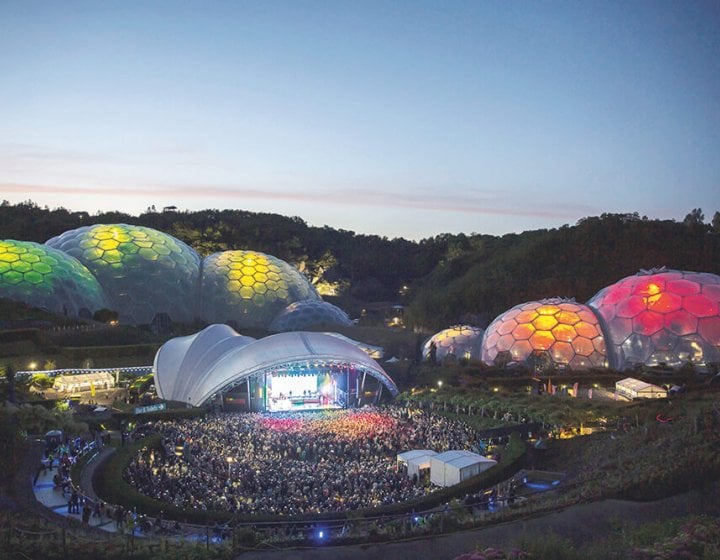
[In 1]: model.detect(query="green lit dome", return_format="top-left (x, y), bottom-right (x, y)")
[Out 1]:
top-left (200, 250), bottom-right (320, 329)
top-left (46, 224), bottom-right (200, 324)
top-left (0, 240), bottom-right (107, 317)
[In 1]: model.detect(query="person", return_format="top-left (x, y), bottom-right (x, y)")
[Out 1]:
top-left (69, 489), bottom-right (80, 514)
top-left (82, 501), bottom-right (92, 524)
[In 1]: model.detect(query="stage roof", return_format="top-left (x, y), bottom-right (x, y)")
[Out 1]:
top-left (154, 324), bottom-right (399, 406)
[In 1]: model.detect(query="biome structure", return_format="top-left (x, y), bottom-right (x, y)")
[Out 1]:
top-left (588, 269), bottom-right (720, 369)
top-left (270, 300), bottom-right (352, 332)
top-left (46, 224), bottom-right (200, 324)
top-left (482, 298), bottom-right (608, 369)
top-left (200, 250), bottom-right (320, 329)
top-left (0, 239), bottom-right (106, 317)
top-left (422, 325), bottom-right (485, 362)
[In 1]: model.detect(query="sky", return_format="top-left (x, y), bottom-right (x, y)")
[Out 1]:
top-left (1, 1), bottom-right (719, 240)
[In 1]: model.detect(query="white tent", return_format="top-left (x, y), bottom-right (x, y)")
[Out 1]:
top-left (397, 450), bottom-right (437, 479)
top-left (615, 377), bottom-right (667, 400)
top-left (52, 372), bottom-right (115, 393)
top-left (430, 450), bottom-right (497, 487)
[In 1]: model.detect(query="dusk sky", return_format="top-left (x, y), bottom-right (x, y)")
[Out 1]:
top-left (1, 1), bottom-right (719, 240)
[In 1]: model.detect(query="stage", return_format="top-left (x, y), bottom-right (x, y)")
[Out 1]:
top-left (266, 371), bottom-right (343, 412)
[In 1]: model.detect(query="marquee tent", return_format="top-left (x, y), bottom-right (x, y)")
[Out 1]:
top-left (615, 377), bottom-right (667, 400)
top-left (52, 372), bottom-right (115, 393)
top-left (430, 450), bottom-right (497, 487)
top-left (397, 450), bottom-right (437, 479)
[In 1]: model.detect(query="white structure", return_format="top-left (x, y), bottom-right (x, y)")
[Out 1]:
top-left (53, 372), bottom-right (115, 393)
top-left (397, 450), bottom-right (437, 479)
top-left (153, 324), bottom-right (399, 407)
top-left (430, 450), bottom-right (497, 487)
top-left (615, 377), bottom-right (667, 400)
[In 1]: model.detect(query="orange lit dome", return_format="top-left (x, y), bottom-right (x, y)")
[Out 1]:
top-left (481, 298), bottom-right (608, 369)
top-left (422, 325), bottom-right (485, 362)
top-left (588, 268), bottom-right (720, 369)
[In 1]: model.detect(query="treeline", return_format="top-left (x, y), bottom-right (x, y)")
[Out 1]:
top-left (1, 201), bottom-right (719, 330)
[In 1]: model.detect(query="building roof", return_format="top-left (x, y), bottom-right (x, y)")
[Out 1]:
top-left (154, 324), bottom-right (399, 406)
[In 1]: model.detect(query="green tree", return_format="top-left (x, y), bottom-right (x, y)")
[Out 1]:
top-left (683, 207), bottom-right (704, 226)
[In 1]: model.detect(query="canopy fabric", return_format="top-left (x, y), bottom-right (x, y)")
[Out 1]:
top-left (154, 325), bottom-right (399, 406)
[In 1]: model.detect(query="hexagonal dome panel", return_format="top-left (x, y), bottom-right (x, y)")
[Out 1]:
top-left (269, 300), bottom-right (352, 332)
top-left (481, 298), bottom-right (607, 369)
top-left (0, 239), bottom-right (106, 317)
top-left (422, 325), bottom-right (485, 362)
top-left (588, 268), bottom-right (720, 369)
top-left (46, 224), bottom-right (200, 325)
top-left (200, 250), bottom-right (320, 329)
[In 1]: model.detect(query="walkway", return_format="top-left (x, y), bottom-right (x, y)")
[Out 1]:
top-left (32, 448), bottom-right (119, 532)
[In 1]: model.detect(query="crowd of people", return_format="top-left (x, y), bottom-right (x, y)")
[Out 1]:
top-left (124, 406), bottom-right (479, 516)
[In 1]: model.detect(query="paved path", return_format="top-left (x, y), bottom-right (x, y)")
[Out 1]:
top-left (237, 483), bottom-right (720, 560)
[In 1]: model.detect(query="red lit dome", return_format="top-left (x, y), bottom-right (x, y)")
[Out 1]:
top-left (588, 268), bottom-right (720, 369)
top-left (481, 298), bottom-right (608, 369)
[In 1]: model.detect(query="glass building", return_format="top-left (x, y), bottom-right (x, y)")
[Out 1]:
top-left (0, 239), bottom-right (107, 317)
top-left (482, 298), bottom-right (607, 369)
top-left (200, 250), bottom-right (320, 329)
top-left (269, 300), bottom-right (351, 332)
top-left (588, 269), bottom-right (720, 369)
top-left (422, 325), bottom-right (485, 362)
top-left (46, 224), bottom-right (201, 325)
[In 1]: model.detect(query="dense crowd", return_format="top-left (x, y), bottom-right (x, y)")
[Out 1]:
top-left (124, 406), bottom-right (479, 516)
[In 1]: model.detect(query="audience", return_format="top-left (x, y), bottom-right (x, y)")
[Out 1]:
top-left (125, 406), bottom-right (478, 516)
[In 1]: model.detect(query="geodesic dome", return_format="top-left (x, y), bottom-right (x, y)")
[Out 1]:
top-left (269, 300), bottom-right (351, 332)
top-left (0, 240), bottom-right (107, 317)
top-left (588, 269), bottom-right (720, 369)
top-left (200, 250), bottom-right (320, 329)
top-left (422, 325), bottom-right (485, 362)
top-left (482, 299), bottom-right (608, 369)
top-left (46, 224), bottom-right (200, 325)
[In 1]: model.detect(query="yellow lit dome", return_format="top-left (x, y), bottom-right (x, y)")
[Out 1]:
top-left (200, 250), bottom-right (320, 329)
top-left (46, 224), bottom-right (200, 324)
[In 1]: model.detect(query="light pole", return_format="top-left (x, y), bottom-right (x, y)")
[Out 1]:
top-left (226, 456), bottom-right (234, 482)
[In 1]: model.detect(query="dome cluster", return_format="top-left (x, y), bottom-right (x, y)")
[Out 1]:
top-left (481, 299), bottom-right (607, 369)
top-left (0, 240), bottom-right (106, 317)
top-left (422, 325), bottom-right (485, 362)
top-left (2, 225), bottom-right (329, 328)
top-left (478, 269), bottom-right (720, 371)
